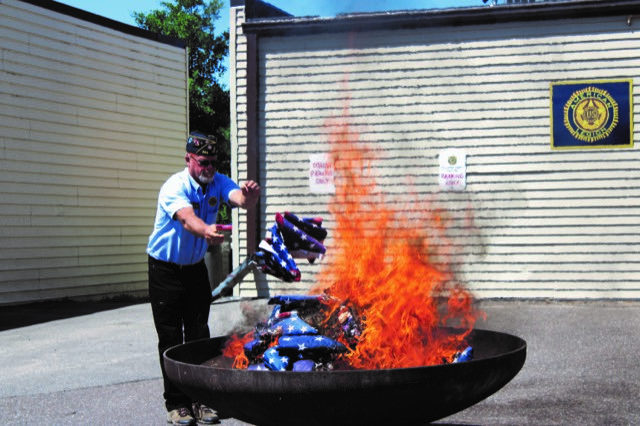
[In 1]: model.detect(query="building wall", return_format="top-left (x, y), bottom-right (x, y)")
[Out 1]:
top-left (0, 0), bottom-right (188, 304)
top-left (232, 4), bottom-right (640, 299)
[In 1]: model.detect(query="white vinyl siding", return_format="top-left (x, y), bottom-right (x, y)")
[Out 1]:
top-left (0, 0), bottom-right (187, 304)
top-left (233, 7), bottom-right (640, 299)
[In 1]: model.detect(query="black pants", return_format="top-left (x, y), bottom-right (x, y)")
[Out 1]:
top-left (148, 256), bottom-right (212, 411)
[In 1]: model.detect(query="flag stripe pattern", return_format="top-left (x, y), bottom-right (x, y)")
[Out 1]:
top-left (253, 212), bottom-right (328, 282)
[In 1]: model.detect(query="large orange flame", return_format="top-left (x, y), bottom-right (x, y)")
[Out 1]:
top-left (223, 110), bottom-right (482, 370)
top-left (310, 115), bottom-right (483, 369)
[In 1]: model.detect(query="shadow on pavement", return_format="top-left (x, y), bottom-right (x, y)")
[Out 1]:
top-left (0, 298), bottom-right (148, 331)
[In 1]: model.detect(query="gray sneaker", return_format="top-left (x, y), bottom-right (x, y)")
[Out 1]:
top-left (166, 407), bottom-right (196, 425)
top-left (192, 402), bottom-right (219, 424)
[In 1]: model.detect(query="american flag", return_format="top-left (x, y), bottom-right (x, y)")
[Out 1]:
top-left (247, 363), bottom-right (269, 371)
top-left (269, 222), bottom-right (301, 278)
top-left (275, 213), bottom-right (326, 255)
top-left (253, 212), bottom-right (328, 282)
top-left (292, 359), bottom-right (315, 372)
top-left (253, 246), bottom-right (300, 282)
top-left (276, 335), bottom-right (347, 356)
top-left (452, 346), bottom-right (474, 363)
top-left (268, 312), bottom-right (318, 336)
top-left (243, 338), bottom-right (268, 359)
top-left (263, 347), bottom-right (290, 371)
top-left (283, 212), bottom-right (327, 242)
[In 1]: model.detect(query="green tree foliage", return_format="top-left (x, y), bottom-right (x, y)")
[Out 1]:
top-left (134, 0), bottom-right (231, 176)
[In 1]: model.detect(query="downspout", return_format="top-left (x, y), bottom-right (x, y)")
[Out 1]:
top-left (245, 31), bottom-right (259, 255)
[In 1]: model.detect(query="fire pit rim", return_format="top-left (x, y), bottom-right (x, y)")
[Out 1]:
top-left (164, 327), bottom-right (526, 373)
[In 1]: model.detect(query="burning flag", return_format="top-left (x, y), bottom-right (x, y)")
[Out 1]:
top-left (222, 292), bottom-right (473, 372)
top-left (223, 295), bottom-right (349, 372)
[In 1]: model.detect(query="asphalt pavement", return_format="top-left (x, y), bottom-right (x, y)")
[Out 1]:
top-left (1, 297), bottom-right (639, 425)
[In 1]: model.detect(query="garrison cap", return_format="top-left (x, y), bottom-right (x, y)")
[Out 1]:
top-left (186, 132), bottom-right (217, 156)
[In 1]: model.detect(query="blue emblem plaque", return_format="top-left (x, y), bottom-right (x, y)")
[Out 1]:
top-left (550, 79), bottom-right (633, 149)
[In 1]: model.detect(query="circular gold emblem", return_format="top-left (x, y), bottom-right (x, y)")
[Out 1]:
top-left (563, 86), bottom-right (618, 143)
top-left (448, 156), bottom-right (457, 166)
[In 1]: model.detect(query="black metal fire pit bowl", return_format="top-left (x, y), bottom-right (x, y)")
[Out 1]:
top-left (164, 328), bottom-right (526, 426)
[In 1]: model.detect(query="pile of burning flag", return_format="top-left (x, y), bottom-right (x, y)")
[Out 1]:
top-left (224, 293), bottom-right (473, 371)
top-left (240, 295), bottom-right (350, 371)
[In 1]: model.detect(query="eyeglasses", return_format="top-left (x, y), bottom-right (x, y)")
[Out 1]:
top-left (190, 155), bottom-right (217, 168)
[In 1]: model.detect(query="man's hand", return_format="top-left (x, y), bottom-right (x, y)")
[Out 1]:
top-left (242, 180), bottom-right (260, 203)
top-left (230, 180), bottom-right (261, 209)
top-left (204, 224), bottom-right (225, 246)
top-left (175, 207), bottom-right (225, 244)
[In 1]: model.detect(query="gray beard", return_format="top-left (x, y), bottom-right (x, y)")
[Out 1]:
top-left (198, 173), bottom-right (214, 184)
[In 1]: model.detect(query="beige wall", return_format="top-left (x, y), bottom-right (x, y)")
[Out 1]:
top-left (0, 0), bottom-right (188, 304)
top-left (232, 5), bottom-right (640, 299)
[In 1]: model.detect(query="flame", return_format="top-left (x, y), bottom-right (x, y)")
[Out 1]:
top-left (222, 332), bottom-right (254, 369)
top-left (223, 110), bottom-right (483, 371)
top-left (310, 115), bottom-right (483, 369)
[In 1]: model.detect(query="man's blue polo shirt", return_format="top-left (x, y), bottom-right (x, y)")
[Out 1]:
top-left (146, 168), bottom-right (239, 265)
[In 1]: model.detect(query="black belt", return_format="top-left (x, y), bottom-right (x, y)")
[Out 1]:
top-left (148, 255), bottom-right (204, 270)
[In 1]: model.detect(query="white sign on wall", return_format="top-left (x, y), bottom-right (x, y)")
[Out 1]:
top-left (439, 149), bottom-right (467, 191)
top-left (309, 153), bottom-right (335, 194)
